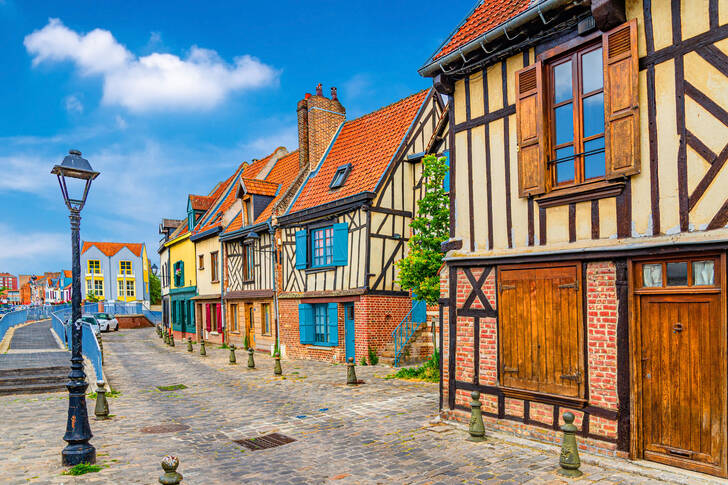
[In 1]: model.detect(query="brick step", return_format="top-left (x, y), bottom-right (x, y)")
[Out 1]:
top-left (0, 382), bottom-right (67, 395)
top-left (0, 374), bottom-right (67, 386)
top-left (0, 365), bottom-right (68, 377)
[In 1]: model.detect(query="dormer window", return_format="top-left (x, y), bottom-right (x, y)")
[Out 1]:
top-left (329, 163), bottom-right (351, 189)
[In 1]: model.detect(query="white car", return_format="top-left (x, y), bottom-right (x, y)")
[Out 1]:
top-left (80, 314), bottom-right (101, 335)
top-left (94, 312), bottom-right (119, 332)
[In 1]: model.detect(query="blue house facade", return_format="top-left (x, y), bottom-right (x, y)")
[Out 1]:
top-left (80, 241), bottom-right (150, 304)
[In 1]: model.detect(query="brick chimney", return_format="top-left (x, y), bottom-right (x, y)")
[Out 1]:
top-left (297, 83), bottom-right (346, 170)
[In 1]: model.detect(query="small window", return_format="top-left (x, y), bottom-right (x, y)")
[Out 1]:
top-left (243, 245), bottom-right (254, 281)
top-left (230, 304), bottom-right (238, 333)
top-left (198, 255), bottom-right (204, 270)
top-left (88, 260), bottom-right (101, 274)
top-left (211, 251), bottom-right (219, 282)
top-left (329, 164), bottom-right (352, 189)
top-left (262, 303), bottom-right (271, 335)
top-left (637, 257), bottom-right (719, 290)
top-left (126, 280), bottom-right (135, 297)
top-left (314, 304), bottom-right (328, 344)
top-left (311, 226), bottom-right (334, 267)
top-left (119, 261), bottom-right (132, 275)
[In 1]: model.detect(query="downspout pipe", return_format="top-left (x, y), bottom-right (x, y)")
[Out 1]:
top-left (268, 222), bottom-right (281, 355)
top-left (220, 238), bottom-right (226, 345)
top-left (418, 0), bottom-right (575, 77)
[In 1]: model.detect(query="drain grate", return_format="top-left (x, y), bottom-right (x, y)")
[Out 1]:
top-left (140, 423), bottom-right (190, 434)
top-left (156, 384), bottom-right (187, 392)
top-left (234, 432), bottom-right (296, 451)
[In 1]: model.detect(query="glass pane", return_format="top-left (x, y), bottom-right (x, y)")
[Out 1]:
top-left (554, 103), bottom-right (574, 145)
top-left (582, 48), bottom-right (603, 93)
top-left (555, 146), bottom-right (574, 184)
top-left (666, 262), bottom-right (688, 286)
top-left (692, 260), bottom-right (715, 285)
top-left (584, 137), bottom-right (605, 179)
top-left (643, 264), bottom-right (662, 287)
top-left (553, 61), bottom-right (572, 103)
top-left (582, 92), bottom-right (604, 138)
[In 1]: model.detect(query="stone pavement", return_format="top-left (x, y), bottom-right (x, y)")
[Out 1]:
top-left (0, 327), bottom-right (720, 484)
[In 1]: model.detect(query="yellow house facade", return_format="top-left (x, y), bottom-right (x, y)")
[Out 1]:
top-left (166, 222), bottom-right (197, 339)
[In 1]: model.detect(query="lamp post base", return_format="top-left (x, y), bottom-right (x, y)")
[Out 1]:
top-left (61, 443), bottom-right (96, 467)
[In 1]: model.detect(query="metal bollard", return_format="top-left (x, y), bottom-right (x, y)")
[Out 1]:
top-left (229, 344), bottom-right (237, 364)
top-left (274, 353), bottom-right (282, 375)
top-left (94, 380), bottom-right (109, 420)
top-left (247, 348), bottom-right (255, 368)
top-left (467, 391), bottom-right (485, 442)
top-left (159, 455), bottom-right (183, 484)
top-left (200, 340), bottom-right (206, 356)
top-left (187, 338), bottom-right (193, 353)
top-left (97, 333), bottom-right (104, 362)
top-left (558, 412), bottom-right (583, 478)
top-left (169, 333), bottom-right (175, 347)
top-left (164, 332), bottom-right (169, 345)
top-left (346, 357), bottom-right (358, 385)
top-left (157, 325), bottom-right (162, 338)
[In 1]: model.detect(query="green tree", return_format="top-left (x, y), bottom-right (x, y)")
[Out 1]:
top-left (86, 291), bottom-right (101, 303)
top-left (149, 272), bottom-right (161, 305)
top-left (396, 154), bottom-right (450, 304)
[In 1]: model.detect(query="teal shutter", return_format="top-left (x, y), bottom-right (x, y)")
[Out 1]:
top-left (443, 150), bottom-right (450, 192)
top-left (180, 261), bottom-right (185, 285)
top-left (332, 223), bottom-right (348, 266)
top-left (299, 303), bottom-right (314, 344)
top-left (295, 230), bottom-right (307, 269)
top-left (327, 302), bottom-right (339, 346)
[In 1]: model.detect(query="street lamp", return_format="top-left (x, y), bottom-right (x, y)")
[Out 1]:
top-left (151, 263), bottom-right (159, 277)
top-left (51, 149), bottom-right (99, 466)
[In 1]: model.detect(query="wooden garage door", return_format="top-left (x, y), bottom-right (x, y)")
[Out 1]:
top-left (498, 264), bottom-right (583, 398)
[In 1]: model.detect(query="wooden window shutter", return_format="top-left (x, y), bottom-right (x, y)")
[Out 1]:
top-left (603, 19), bottom-right (640, 178)
top-left (332, 223), bottom-right (348, 266)
top-left (205, 303), bottom-right (211, 331)
top-left (295, 230), bottom-right (307, 269)
top-left (516, 61), bottom-right (546, 197)
top-left (216, 303), bottom-right (222, 333)
top-left (298, 303), bottom-right (314, 344)
top-left (327, 302), bottom-right (339, 346)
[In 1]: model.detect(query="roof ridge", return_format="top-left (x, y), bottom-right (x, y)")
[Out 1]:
top-left (344, 88), bottom-right (431, 125)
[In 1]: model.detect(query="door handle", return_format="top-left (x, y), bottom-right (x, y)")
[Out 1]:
top-left (672, 322), bottom-right (683, 333)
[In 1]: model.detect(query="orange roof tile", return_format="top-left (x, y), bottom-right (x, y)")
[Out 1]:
top-left (81, 241), bottom-right (143, 257)
top-left (63, 270), bottom-right (72, 278)
top-left (431, 0), bottom-right (531, 61)
top-left (168, 219), bottom-right (189, 241)
top-left (240, 178), bottom-right (279, 197)
top-left (189, 195), bottom-right (214, 211)
top-left (289, 89), bottom-right (430, 214)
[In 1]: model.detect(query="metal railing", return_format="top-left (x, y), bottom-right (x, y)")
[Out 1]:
top-left (101, 301), bottom-right (161, 324)
top-left (391, 300), bottom-right (427, 367)
top-left (50, 306), bottom-right (104, 382)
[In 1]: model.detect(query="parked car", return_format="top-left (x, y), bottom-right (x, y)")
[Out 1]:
top-left (94, 312), bottom-right (119, 332)
top-left (80, 314), bottom-right (101, 336)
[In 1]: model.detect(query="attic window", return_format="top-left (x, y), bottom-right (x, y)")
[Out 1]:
top-left (330, 163), bottom-right (351, 189)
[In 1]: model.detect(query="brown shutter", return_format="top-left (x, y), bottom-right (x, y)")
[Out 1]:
top-left (603, 19), bottom-right (640, 178)
top-left (516, 61), bottom-right (546, 197)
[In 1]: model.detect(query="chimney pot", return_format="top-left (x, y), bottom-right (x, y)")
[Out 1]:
top-left (331, 87), bottom-right (338, 100)
top-left (304, 93), bottom-right (311, 99)
top-left (316, 83), bottom-right (323, 96)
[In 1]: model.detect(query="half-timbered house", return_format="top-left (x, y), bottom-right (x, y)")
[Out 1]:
top-left (421, 0), bottom-right (728, 477)
top-left (277, 86), bottom-right (448, 363)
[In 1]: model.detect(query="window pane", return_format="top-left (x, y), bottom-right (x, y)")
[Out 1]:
top-left (581, 48), bottom-right (603, 93)
top-left (666, 262), bottom-right (688, 286)
top-left (555, 146), bottom-right (574, 184)
top-left (584, 137), bottom-right (605, 179)
top-left (553, 61), bottom-right (572, 103)
top-left (692, 260), bottom-right (715, 285)
top-left (582, 92), bottom-right (604, 138)
top-left (643, 264), bottom-right (662, 287)
top-left (554, 103), bottom-right (574, 146)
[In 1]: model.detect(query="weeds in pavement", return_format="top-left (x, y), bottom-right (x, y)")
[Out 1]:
top-left (385, 349), bottom-right (439, 383)
top-left (63, 463), bottom-right (102, 475)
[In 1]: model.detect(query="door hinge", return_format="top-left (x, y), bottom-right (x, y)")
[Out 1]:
top-left (560, 370), bottom-right (582, 382)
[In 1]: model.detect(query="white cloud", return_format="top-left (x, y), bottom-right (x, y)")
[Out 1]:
top-left (115, 115), bottom-right (127, 130)
top-left (64, 94), bottom-right (83, 113)
top-left (24, 18), bottom-right (278, 112)
top-left (0, 223), bottom-right (66, 266)
top-left (0, 154), bottom-right (58, 193)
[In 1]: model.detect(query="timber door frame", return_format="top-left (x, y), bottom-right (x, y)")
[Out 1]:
top-left (629, 252), bottom-right (727, 477)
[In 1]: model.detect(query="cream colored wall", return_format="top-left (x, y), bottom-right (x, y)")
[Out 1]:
top-left (194, 236), bottom-right (221, 296)
top-left (449, 0), bottom-right (728, 258)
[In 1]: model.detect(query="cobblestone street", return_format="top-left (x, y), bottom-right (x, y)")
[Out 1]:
top-left (0, 327), bottom-right (721, 484)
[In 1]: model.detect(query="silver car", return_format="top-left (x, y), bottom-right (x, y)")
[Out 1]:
top-left (80, 314), bottom-right (101, 336)
top-left (94, 312), bottom-right (119, 332)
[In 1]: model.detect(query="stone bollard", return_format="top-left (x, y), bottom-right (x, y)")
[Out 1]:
top-left (157, 325), bottom-right (162, 337)
top-left (229, 344), bottom-right (237, 364)
top-left (159, 455), bottom-right (183, 484)
top-left (187, 338), bottom-right (193, 353)
top-left (200, 340), bottom-right (206, 356)
top-left (94, 380), bottom-right (109, 420)
top-left (346, 357), bottom-right (358, 385)
top-left (274, 352), bottom-right (282, 375)
top-left (164, 332), bottom-right (169, 345)
top-left (558, 412), bottom-right (583, 478)
top-left (247, 348), bottom-right (255, 368)
top-left (467, 391), bottom-right (485, 442)
top-left (169, 333), bottom-right (175, 347)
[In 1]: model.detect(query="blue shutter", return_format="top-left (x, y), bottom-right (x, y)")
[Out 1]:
top-left (298, 303), bottom-right (314, 344)
top-left (442, 151), bottom-right (450, 192)
top-left (327, 302), bottom-right (339, 346)
top-left (332, 223), bottom-right (348, 266)
top-left (295, 230), bottom-right (307, 269)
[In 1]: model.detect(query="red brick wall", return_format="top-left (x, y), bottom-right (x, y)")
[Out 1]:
top-left (116, 315), bottom-right (153, 329)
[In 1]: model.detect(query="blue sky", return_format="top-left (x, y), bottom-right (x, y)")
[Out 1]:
top-left (0, 0), bottom-right (471, 275)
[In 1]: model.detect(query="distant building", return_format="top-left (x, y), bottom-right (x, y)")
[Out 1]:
top-left (80, 242), bottom-right (150, 304)
top-left (0, 273), bottom-right (18, 305)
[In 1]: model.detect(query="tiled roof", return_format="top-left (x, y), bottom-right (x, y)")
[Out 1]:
top-left (189, 195), bottom-right (214, 211)
top-left (240, 178), bottom-right (279, 197)
top-left (81, 242), bottom-right (143, 257)
top-left (430, 0), bottom-right (531, 62)
top-left (63, 270), bottom-right (72, 278)
top-left (288, 89), bottom-right (430, 214)
top-left (167, 220), bottom-right (189, 241)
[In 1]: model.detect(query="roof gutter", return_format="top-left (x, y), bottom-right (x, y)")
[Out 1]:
top-left (419, 0), bottom-right (576, 77)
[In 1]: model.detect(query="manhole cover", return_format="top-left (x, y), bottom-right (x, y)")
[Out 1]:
top-left (234, 432), bottom-right (296, 451)
top-left (140, 424), bottom-right (190, 434)
top-left (156, 384), bottom-right (187, 391)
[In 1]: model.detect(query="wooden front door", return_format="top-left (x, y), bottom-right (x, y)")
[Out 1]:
top-left (635, 257), bottom-right (726, 477)
top-left (244, 303), bottom-right (255, 349)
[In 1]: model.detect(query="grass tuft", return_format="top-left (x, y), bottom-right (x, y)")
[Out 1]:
top-left (63, 463), bottom-right (102, 476)
top-left (385, 349), bottom-right (440, 383)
